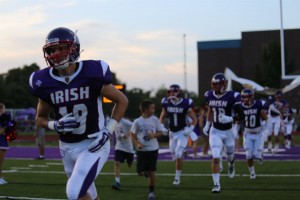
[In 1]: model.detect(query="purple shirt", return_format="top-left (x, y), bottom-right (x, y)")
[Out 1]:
top-left (204, 90), bottom-right (241, 130)
top-left (161, 97), bottom-right (194, 132)
top-left (29, 60), bottom-right (112, 143)
top-left (241, 100), bottom-right (268, 129)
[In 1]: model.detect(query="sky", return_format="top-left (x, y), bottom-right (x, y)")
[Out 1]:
top-left (1, 0), bottom-right (300, 95)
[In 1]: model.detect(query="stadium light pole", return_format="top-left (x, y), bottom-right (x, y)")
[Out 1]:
top-left (183, 34), bottom-right (188, 98)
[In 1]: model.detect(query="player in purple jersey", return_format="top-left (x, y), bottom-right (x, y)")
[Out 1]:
top-left (0, 103), bottom-right (13, 185)
top-left (267, 91), bottom-right (287, 153)
top-left (203, 73), bottom-right (244, 193)
top-left (28, 27), bottom-right (128, 200)
top-left (159, 84), bottom-right (197, 185)
top-left (239, 88), bottom-right (269, 179)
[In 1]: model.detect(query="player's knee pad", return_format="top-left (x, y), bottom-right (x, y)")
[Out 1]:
top-left (211, 147), bottom-right (221, 158)
top-left (66, 181), bottom-right (81, 200)
top-left (226, 146), bottom-right (235, 162)
top-left (175, 147), bottom-right (185, 158)
top-left (245, 150), bottom-right (253, 160)
top-left (254, 149), bottom-right (263, 159)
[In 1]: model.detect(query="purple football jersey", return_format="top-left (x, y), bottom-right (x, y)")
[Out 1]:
top-left (241, 100), bottom-right (267, 129)
top-left (204, 90), bottom-right (241, 130)
top-left (29, 60), bottom-right (112, 143)
top-left (161, 97), bottom-right (194, 132)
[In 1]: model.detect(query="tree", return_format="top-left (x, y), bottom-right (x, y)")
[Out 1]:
top-left (0, 63), bottom-right (39, 108)
top-left (255, 41), bottom-right (295, 89)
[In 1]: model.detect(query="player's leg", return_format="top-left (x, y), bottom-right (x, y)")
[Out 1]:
top-left (169, 133), bottom-right (177, 161)
top-left (64, 140), bottom-right (110, 200)
top-left (273, 117), bottom-right (281, 153)
top-left (173, 133), bottom-right (189, 185)
top-left (209, 128), bottom-right (223, 193)
top-left (147, 150), bottom-right (158, 200)
top-left (224, 129), bottom-right (235, 178)
top-left (36, 132), bottom-right (45, 159)
top-left (267, 119), bottom-right (275, 152)
top-left (112, 150), bottom-right (125, 190)
top-left (245, 134), bottom-right (256, 179)
top-left (0, 149), bottom-right (7, 184)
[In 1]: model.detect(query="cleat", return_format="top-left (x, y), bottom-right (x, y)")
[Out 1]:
top-left (250, 173), bottom-right (256, 179)
top-left (211, 184), bottom-right (221, 193)
top-left (0, 178), bottom-right (7, 185)
top-left (228, 165), bottom-right (235, 178)
top-left (268, 142), bottom-right (272, 152)
top-left (35, 156), bottom-right (45, 160)
top-left (148, 192), bottom-right (155, 200)
top-left (173, 179), bottom-right (180, 185)
top-left (273, 144), bottom-right (279, 154)
top-left (111, 181), bottom-right (121, 190)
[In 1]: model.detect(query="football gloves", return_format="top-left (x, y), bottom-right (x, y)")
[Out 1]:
top-left (88, 127), bottom-right (111, 153)
top-left (48, 113), bottom-right (79, 133)
top-left (203, 121), bottom-right (211, 136)
top-left (218, 114), bottom-right (233, 124)
top-left (88, 119), bottom-right (118, 153)
top-left (183, 125), bottom-right (195, 136)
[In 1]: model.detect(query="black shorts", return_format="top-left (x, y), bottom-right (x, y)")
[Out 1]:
top-left (136, 149), bottom-right (158, 173)
top-left (114, 149), bottom-right (134, 165)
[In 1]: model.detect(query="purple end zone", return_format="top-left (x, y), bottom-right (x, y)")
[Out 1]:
top-left (5, 146), bottom-right (300, 160)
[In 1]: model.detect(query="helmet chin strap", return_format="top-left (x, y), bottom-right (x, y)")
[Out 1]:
top-left (55, 62), bottom-right (69, 70)
top-left (168, 96), bottom-right (180, 103)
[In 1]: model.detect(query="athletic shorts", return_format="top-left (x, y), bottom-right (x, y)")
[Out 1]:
top-left (114, 149), bottom-right (134, 165)
top-left (136, 149), bottom-right (158, 173)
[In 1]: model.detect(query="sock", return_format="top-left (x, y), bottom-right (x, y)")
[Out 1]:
top-left (115, 177), bottom-right (120, 183)
top-left (149, 186), bottom-right (154, 193)
top-left (212, 173), bottom-right (220, 185)
top-left (248, 166), bottom-right (255, 174)
top-left (175, 170), bottom-right (181, 180)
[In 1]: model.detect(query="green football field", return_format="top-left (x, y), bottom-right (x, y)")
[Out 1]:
top-left (1, 158), bottom-right (300, 200)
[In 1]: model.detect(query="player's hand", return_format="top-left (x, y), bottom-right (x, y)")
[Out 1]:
top-left (203, 121), bottom-right (211, 136)
top-left (54, 113), bottom-right (79, 133)
top-left (183, 125), bottom-right (195, 137)
top-left (218, 114), bottom-right (233, 124)
top-left (161, 124), bottom-right (169, 136)
top-left (88, 128), bottom-right (111, 153)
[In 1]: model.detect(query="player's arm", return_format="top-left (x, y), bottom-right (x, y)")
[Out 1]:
top-left (36, 98), bottom-right (53, 129)
top-left (102, 84), bottom-right (128, 122)
top-left (260, 109), bottom-right (268, 121)
top-left (206, 106), bottom-right (212, 123)
top-left (187, 108), bottom-right (197, 126)
top-left (159, 108), bottom-right (167, 123)
top-left (233, 103), bottom-right (245, 121)
top-left (131, 131), bottom-right (143, 149)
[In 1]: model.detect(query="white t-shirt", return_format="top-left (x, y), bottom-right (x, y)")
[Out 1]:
top-left (114, 118), bottom-right (134, 153)
top-left (131, 115), bottom-right (162, 151)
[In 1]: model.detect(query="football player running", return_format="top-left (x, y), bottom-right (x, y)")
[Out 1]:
top-left (203, 73), bottom-right (244, 193)
top-left (29, 27), bottom-right (128, 200)
top-left (239, 88), bottom-right (269, 179)
top-left (0, 103), bottom-right (14, 185)
top-left (281, 104), bottom-right (294, 149)
top-left (267, 91), bottom-right (287, 153)
top-left (159, 84), bottom-right (197, 185)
